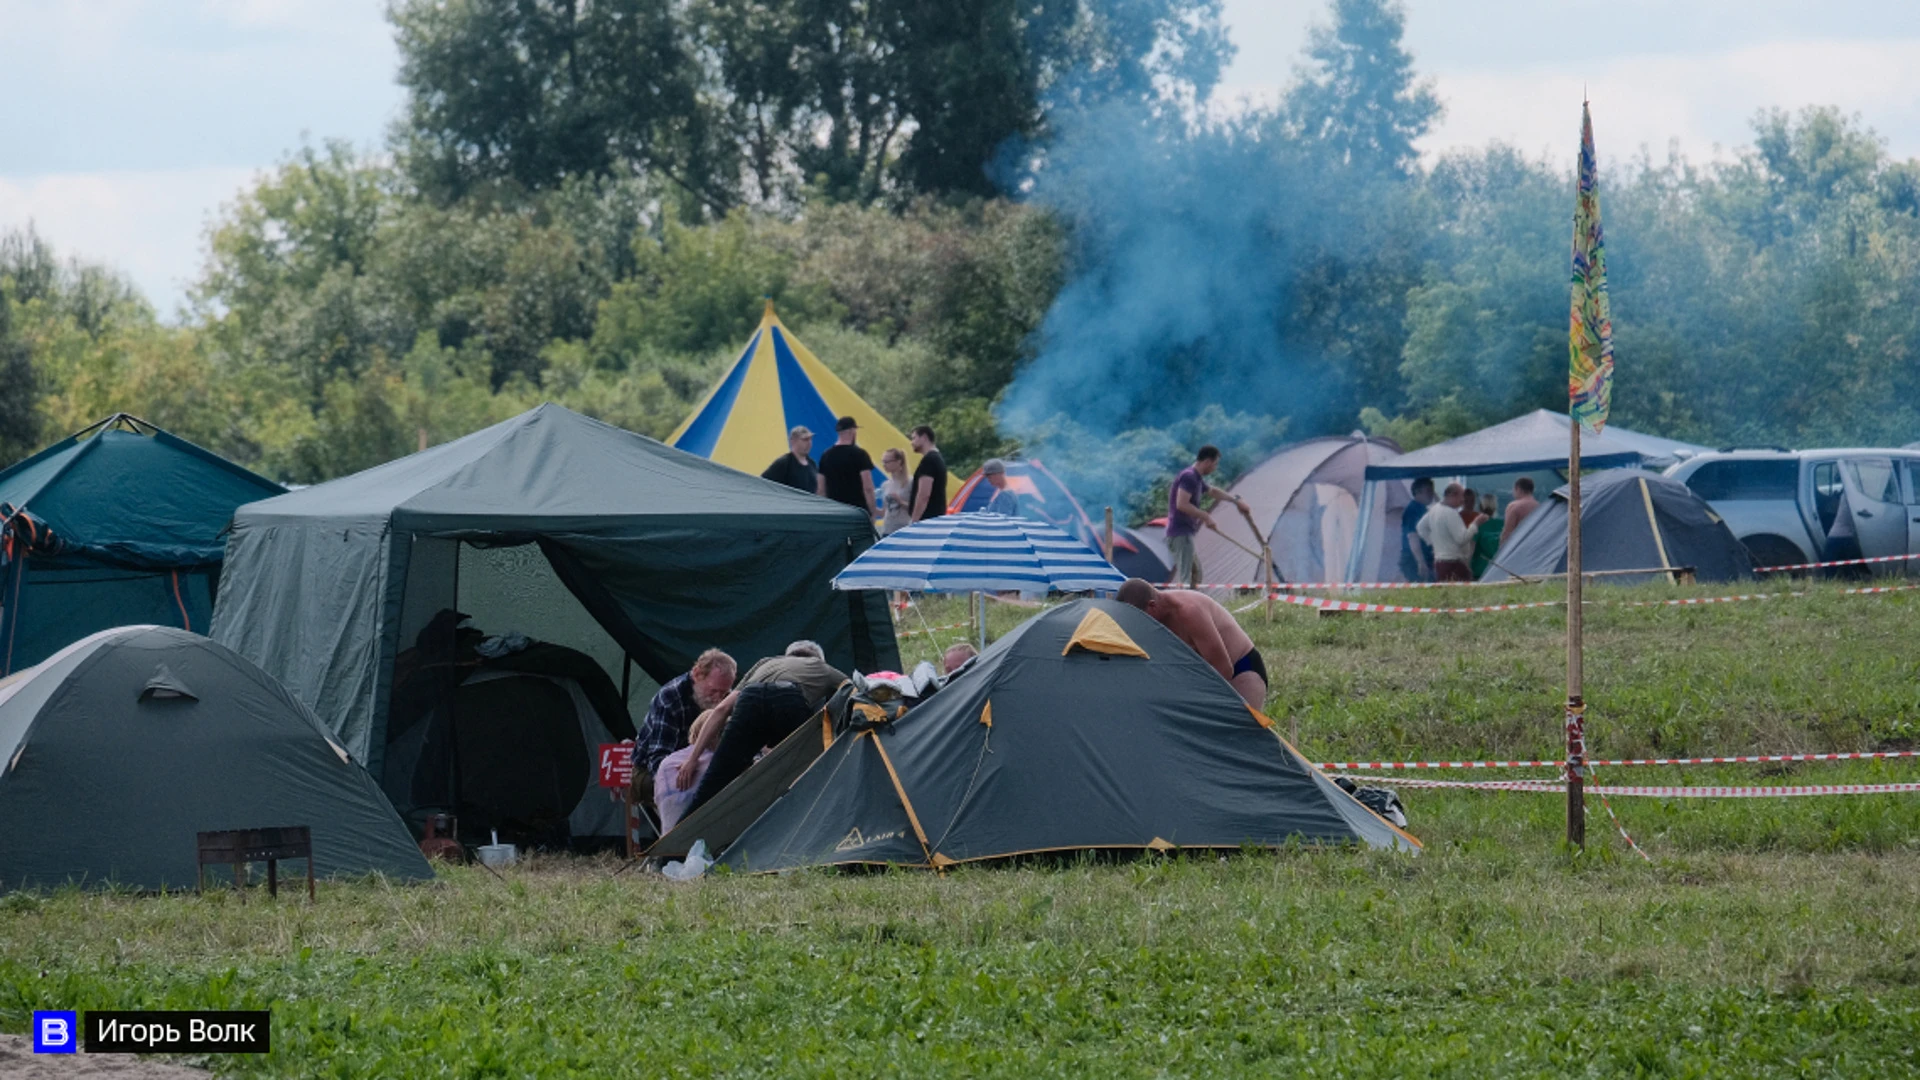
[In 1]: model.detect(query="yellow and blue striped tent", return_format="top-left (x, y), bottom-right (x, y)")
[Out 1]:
top-left (670, 302), bottom-right (950, 496)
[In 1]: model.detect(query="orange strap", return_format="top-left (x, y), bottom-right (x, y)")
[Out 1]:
top-left (170, 570), bottom-right (192, 632)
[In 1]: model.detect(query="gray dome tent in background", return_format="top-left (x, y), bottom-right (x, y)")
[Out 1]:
top-left (1197, 433), bottom-right (1408, 586)
top-left (0, 626), bottom-right (430, 891)
top-left (1482, 470), bottom-right (1754, 584)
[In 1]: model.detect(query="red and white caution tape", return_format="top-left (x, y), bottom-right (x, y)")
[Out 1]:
top-left (1277, 584), bottom-right (1920, 616)
top-left (1351, 776), bottom-right (1920, 797)
top-left (1170, 579), bottom-right (1540, 592)
top-left (1755, 551), bottom-right (1920, 574)
top-left (1277, 593), bottom-right (1565, 614)
top-left (1317, 749), bottom-right (1920, 771)
top-left (1593, 780), bottom-right (1652, 861)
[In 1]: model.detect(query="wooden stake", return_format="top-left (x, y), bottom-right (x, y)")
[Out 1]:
top-left (1566, 422), bottom-right (1587, 849)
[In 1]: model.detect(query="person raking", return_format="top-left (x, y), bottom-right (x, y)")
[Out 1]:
top-left (1116, 578), bottom-right (1267, 709)
top-left (1164, 445), bottom-right (1249, 588)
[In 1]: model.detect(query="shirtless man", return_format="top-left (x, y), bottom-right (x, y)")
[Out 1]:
top-left (1115, 578), bottom-right (1267, 709)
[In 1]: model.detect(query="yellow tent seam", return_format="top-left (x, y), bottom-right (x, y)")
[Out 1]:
top-left (867, 735), bottom-right (934, 864)
top-left (1639, 476), bottom-right (1676, 583)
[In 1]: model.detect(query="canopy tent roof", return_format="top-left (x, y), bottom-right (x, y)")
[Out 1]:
top-left (235, 402), bottom-right (865, 532)
top-left (0, 414), bottom-right (284, 569)
top-left (1532, 411), bottom-right (1707, 468)
top-left (716, 599), bottom-right (1415, 872)
top-left (1364, 409), bottom-right (1649, 480)
top-left (0, 626), bottom-right (430, 891)
top-left (213, 404), bottom-right (897, 770)
top-left (1482, 470), bottom-right (1753, 583)
top-left (669, 301), bottom-right (952, 495)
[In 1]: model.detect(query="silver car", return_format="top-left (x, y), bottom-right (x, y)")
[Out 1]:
top-left (1664, 448), bottom-right (1920, 571)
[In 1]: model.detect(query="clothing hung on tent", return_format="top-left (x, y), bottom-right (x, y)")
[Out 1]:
top-left (0, 415), bottom-right (284, 675)
top-left (0, 626), bottom-right (430, 891)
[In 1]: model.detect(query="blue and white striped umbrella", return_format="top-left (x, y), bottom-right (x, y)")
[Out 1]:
top-left (833, 513), bottom-right (1127, 595)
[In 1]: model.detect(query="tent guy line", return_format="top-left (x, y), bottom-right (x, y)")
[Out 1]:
top-left (1317, 749), bottom-right (1920, 771)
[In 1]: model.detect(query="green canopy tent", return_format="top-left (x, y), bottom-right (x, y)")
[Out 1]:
top-left (0, 415), bottom-right (285, 675)
top-left (0, 626), bottom-right (430, 891)
top-left (717, 599), bottom-right (1415, 872)
top-left (211, 404), bottom-right (898, 807)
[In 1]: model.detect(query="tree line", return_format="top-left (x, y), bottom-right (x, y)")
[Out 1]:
top-left (3, 0), bottom-right (1916, 512)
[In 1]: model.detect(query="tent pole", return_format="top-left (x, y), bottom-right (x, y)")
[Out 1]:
top-left (449, 543), bottom-right (468, 842)
top-left (1103, 506), bottom-right (1114, 563)
top-left (1263, 544), bottom-right (1274, 623)
top-left (1566, 423), bottom-right (1586, 849)
top-left (976, 591), bottom-right (987, 650)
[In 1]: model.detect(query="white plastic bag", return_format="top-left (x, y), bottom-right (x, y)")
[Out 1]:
top-left (661, 839), bottom-right (711, 881)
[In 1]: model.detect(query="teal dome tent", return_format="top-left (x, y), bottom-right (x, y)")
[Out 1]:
top-left (0, 415), bottom-right (286, 675)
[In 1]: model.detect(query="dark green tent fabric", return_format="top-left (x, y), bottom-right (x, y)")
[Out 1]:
top-left (1483, 471), bottom-right (1754, 583)
top-left (647, 709), bottom-right (831, 860)
top-left (0, 626), bottom-right (431, 891)
top-left (0, 416), bottom-right (285, 674)
top-left (718, 600), bottom-right (1414, 872)
top-left (211, 404), bottom-right (897, 775)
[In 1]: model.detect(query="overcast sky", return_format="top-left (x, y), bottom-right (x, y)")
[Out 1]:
top-left (4, 0), bottom-right (1918, 317)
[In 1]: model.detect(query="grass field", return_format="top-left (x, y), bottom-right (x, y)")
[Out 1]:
top-left (6, 578), bottom-right (1920, 1076)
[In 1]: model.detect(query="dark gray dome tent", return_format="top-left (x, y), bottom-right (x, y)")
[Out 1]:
top-left (1482, 470), bottom-right (1753, 583)
top-left (717, 599), bottom-right (1415, 872)
top-left (0, 627), bottom-right (429, 891)
top-left (210, 405), bottom-right (897, 839)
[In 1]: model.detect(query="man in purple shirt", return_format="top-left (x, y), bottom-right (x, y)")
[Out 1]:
top-left (1164, 445), bottom-right (1247, 587)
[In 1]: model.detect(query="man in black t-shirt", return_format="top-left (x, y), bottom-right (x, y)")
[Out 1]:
top-left (909, 424), bottom-right (947, 521)
top-left (817, 416), bottom-right (876, 517)
top-left (760, 426), bottom-right (818, 493)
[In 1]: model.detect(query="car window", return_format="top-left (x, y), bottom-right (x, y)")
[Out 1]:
top-left (1843, 458), bottom-right (1899, 504)
top-left (1904, 461), bottom-right (1920, 506)
top-left (1812, 461), bottom-right (1842, 533)
top-left (1683, 459), bottom-right (1798, 501)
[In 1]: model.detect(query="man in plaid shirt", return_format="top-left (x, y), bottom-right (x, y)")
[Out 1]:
top-left (633, 648), bottom-right (737, 780)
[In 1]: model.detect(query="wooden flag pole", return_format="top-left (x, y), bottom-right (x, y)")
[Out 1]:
top-left (1565, 422), bottom-right (1587, 848)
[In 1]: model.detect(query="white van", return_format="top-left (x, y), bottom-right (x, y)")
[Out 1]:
top-left (1664, 449), bottom-right (1920, 569)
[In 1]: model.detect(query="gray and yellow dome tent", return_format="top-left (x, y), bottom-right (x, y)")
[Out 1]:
top-left (716, 599), bottom-right (1416, 872)
top-left (1483, 470), bottom-right (1754, 583)
top-left (0, 627), bottom-right (430, 891)
top-left (211, 404), bottom-right (898, 790)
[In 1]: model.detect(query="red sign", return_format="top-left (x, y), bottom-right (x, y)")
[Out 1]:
top-left (598, 743), bottom-right (635, 789)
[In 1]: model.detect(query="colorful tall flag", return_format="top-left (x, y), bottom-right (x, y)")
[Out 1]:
top-left (1568, 102), bottom-right (1613, 434)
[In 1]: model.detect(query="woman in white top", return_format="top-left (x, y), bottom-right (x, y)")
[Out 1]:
top-left (879, 448), bottom-right (914, 535)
